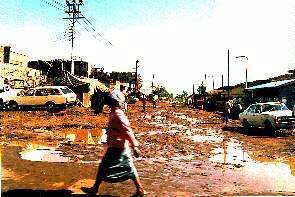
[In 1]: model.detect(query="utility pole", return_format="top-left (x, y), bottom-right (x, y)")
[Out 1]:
top-left (135, 60), bottom-right (139, 93)
top-left (152, 74), bottom-right (155, 89)
top-left (235, 55), bottom-right (249, 89)
top-left (63, 0), bottom-right (84, 75)
top-left (227, 49), bottom-right (230, 98)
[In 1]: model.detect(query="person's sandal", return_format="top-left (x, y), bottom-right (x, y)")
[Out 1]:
top-left (81, 187), bottom-right (98, 195)
top-left (132, 189), bottom-right (147, 197)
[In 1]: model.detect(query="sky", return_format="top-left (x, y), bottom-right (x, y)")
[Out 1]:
top-left (0, 0), bottom-right (294, 95)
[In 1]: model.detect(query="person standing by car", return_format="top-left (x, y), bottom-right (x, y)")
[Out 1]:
top-left (223, 101), bottom-right (231, 125)
top-left (81, 89), bottom-right (146, 196)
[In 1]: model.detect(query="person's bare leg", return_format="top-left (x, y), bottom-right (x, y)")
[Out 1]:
top-left (81, 171), bottom-right (102, 194)
top-left (132, 176), bottom-right (146, 196)
top-left (93, 177), bottom-right (102, 191)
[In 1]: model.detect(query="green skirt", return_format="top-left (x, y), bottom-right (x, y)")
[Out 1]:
top-left (98, 147), bottom-right (138, 183)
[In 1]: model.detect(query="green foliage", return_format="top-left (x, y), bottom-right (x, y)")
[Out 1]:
top-left (175, 90), bottom-right (188, 103)
top-left (153, 86), bottom-right (173, 98)
top-left (197, 82), bottom-right (206, 96)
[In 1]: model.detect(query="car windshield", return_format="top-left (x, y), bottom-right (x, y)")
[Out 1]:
top-left (261, 103), bottom-right (289, 112)
top-left (60, 87), bottom-right (74, 94)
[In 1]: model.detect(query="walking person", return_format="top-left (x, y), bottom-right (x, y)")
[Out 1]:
top-left (81, 89), bottom-right (146, 196)
top-left (152, 94), bottom-right (158, 108)
top-left (142, 94), bottom-right (146, 112)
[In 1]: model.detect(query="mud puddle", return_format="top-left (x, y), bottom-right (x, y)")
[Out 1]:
top-left (18, 128), bottom-right (108, 163)
top-left (209, 138), bottom-right (295, 193)
top-left (20, 144), bottom-right (73, 162)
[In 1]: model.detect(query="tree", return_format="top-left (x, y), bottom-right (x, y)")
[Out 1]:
top-left (153, 86), bottom-right (173, 98)
top-left (174, 90), bottom-right (188, 103)
top-left (197, 82), bottom-right (206, 96)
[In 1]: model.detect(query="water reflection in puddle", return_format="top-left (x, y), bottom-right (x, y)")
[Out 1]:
top-left (191, 135), bottom-right (223, 143)
top-left (209, 139), bottom-right (295, 192)
top-left (20, 145), bottom-right (72, 162)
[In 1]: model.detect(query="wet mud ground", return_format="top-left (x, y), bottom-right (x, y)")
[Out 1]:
top-left (1, 102), bottom-right (295, 196)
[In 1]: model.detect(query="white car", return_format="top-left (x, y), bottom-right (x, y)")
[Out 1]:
top-left (7, 86), bottom-right (77, 112)
top-left (239, 102), bottom-right (295, 130)
top-left (0, 84), bottom-right (21, 110)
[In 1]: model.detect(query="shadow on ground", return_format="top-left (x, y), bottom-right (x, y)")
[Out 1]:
top-left (222, 126), bottom-right (292, 137)
top-left (2, 189), bottom-right (118, 197)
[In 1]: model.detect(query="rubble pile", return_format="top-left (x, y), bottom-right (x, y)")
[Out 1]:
top-left (0, 63), bottom-right (46, 88)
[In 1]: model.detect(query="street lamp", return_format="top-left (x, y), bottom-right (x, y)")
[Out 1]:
top-left (235, 55), bottom-right (249, 89)
top-left (206, 74), bottom-right (215, 90)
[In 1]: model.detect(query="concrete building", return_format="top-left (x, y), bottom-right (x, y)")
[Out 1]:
top-left (0, 46), bottom-right (29, 66)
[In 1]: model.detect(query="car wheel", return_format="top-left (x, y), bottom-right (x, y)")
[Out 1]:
top-left (242, 119), bottom-right (251, 133)
top-left (0, 98), bottom-right (4, 110)
top-left (8, 101), bottom-right (19, 111)
top-left (46, 102), bottom-right (56, 112)
top-left (264, 120), bottom-right (274, 132)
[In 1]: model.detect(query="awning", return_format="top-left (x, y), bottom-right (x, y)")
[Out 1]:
top-left (247, 79), bottom-right (295, 90)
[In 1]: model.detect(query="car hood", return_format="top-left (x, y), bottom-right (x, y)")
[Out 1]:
top-left (261, 110), bottom-right (292, 117)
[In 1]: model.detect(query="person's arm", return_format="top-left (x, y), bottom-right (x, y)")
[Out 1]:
top-left (115, 113), bottom-right (139, 148)
top-left (117, 116), bottom-right (142, 157)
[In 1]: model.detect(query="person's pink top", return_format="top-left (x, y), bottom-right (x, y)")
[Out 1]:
top-left (106, 107), bottom-right (139, 148)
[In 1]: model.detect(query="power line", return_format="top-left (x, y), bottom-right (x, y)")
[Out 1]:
top-left (80, 13), bottom-right (113, 46)
top-left (41, 0), bottom-right (63, 11)
top-left (41, 0), bottom-right (113, 47)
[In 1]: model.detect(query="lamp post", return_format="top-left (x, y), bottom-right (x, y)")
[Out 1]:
top-left (235, 55), bottom-right (249, 89)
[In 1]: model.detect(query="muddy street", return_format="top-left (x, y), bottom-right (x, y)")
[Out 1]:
top-left (1, 102), bottom-right (295, 196)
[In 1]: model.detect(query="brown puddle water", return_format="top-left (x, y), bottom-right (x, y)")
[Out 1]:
top-left (19, 128), bottom-right (108, 163)
top-left (209, 138), bottom-right (295, 193)
top-left (20, 144), bottom-right (73, 162)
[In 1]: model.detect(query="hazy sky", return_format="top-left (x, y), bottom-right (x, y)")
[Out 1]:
top-left (0, 0), bottom-right (294, 95)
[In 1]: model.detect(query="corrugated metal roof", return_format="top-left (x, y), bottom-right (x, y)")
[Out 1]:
top-left (247, 79), bottom-right (295, 90)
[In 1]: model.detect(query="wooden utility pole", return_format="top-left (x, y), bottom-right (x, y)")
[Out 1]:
top-left (63, 0), bottom-right (84, 75)
top-left (227, 49), bottom-right (230, 98)
top-left (135, 60), bottom-right (139, 92)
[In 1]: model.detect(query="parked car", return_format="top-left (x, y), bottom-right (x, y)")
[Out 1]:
top-left (239, 102), bottom-right (295, 130)
top-left (7, 86), bottom-right (77, 112)
top-left (0, 84), bottom-right (21, 110)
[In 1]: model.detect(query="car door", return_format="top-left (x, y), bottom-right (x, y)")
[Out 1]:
top-left (47, 88), bottom-right (63, 105)
top-left (243, 104), bottom-right (256, 126)
top-left (18, 89), bottom-right (36, 106)
top-left (252, 105), bottom-right (263, 127)
top-left (34, 89), bottom-right (49, 106)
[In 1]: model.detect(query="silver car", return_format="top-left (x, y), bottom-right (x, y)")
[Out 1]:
top-left (7, 86), bottom-right (77, 112)
top-left (239, 102), bottom-right (295, 130)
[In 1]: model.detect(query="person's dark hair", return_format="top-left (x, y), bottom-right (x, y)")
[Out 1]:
top-left (104, 92), bottom-right (120, 108)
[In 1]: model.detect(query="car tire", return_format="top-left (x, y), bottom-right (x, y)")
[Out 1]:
top-left (242, 119), bottom-right (251, 133)
top-left (264, 120), bottom-right (274, 132)
top-left (8, 101), bottom-right (19, 111)
top-left (46, 102), bottom-right (56, 112)
top-left (0, 98), bottom-right (4, 110)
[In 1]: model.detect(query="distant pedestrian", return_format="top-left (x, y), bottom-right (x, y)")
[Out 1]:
top-left (142, 94), bottom-right (146, 112)
top-left (223, 102), bottom-right (230, 125)
top-left (120, 85), bottom-right (128, 112)
top-left (152, 94), bottom-right (158, 108)
top-left (81, 89), bottom-right (146, 196)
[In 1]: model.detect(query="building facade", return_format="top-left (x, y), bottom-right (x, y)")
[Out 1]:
top-left (0, 46), bottom-right (29, 66)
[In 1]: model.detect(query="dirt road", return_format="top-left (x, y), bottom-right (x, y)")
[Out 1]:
top-left (1, 102), bottom-right (295, 196)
